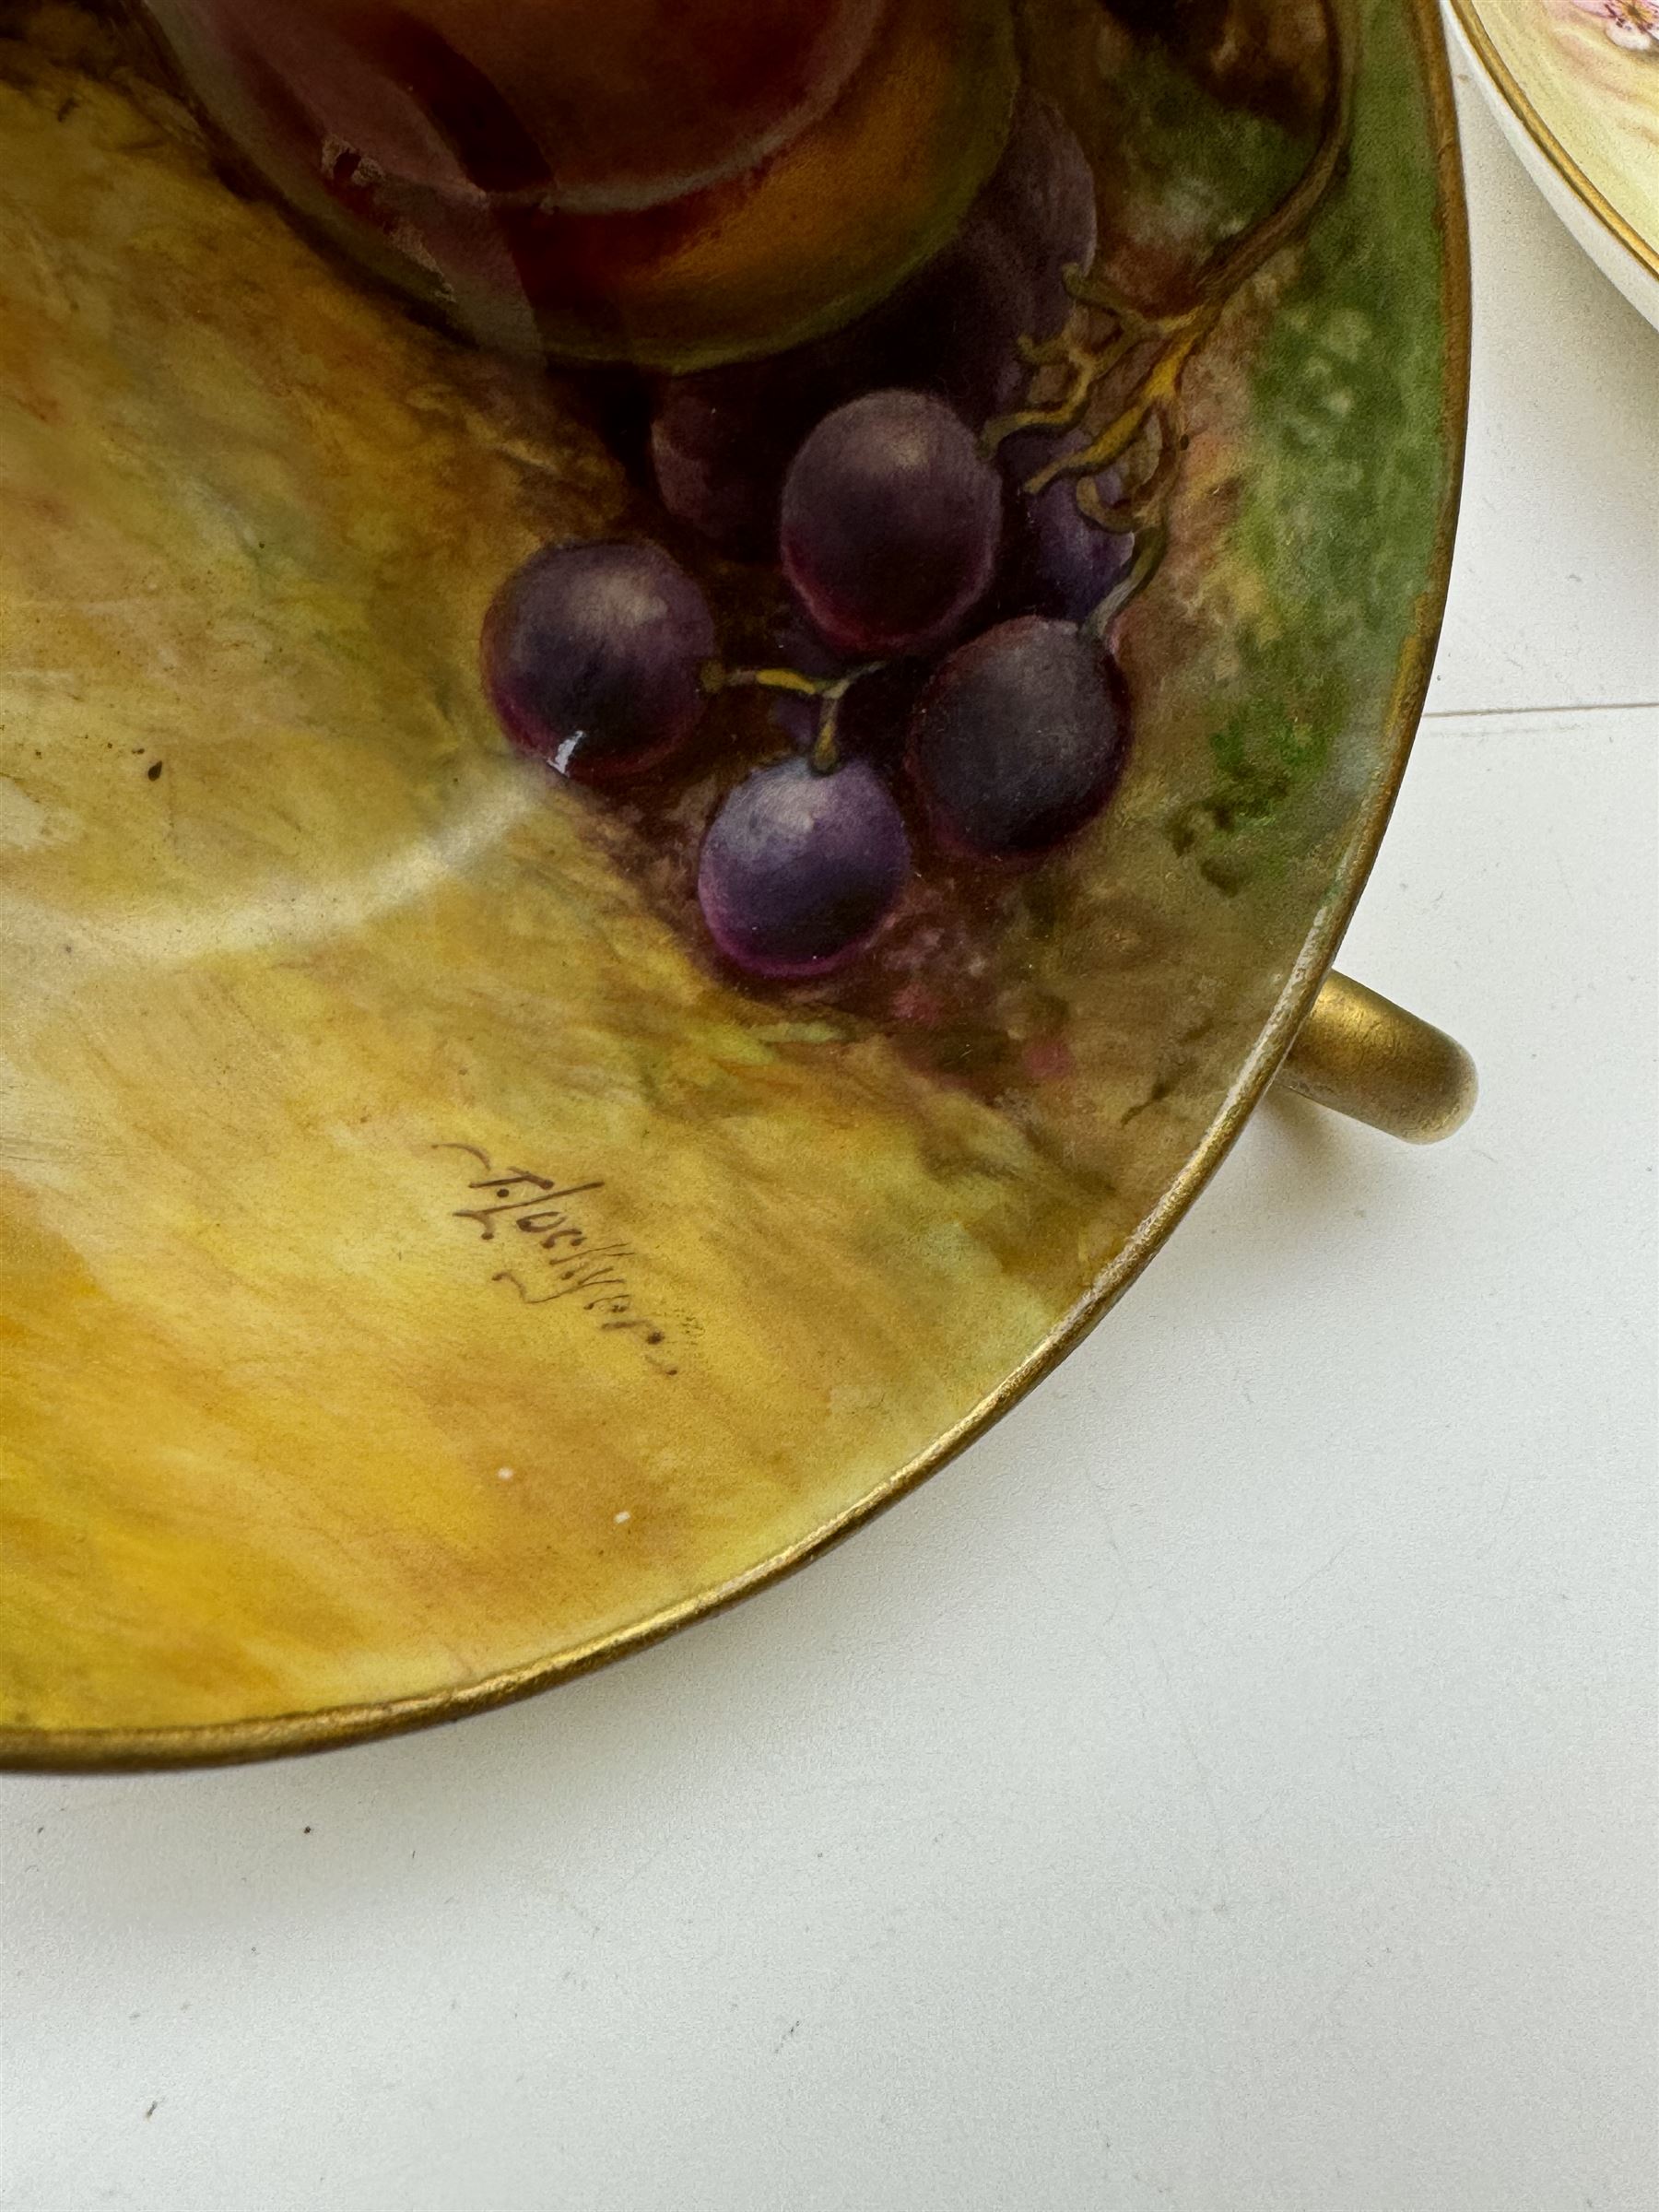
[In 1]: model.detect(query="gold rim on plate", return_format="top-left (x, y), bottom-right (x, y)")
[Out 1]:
top-left (1447, 0), bottom-right (1659, 288)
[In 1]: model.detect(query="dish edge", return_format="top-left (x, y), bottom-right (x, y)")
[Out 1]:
top-left (0, 0), bottom-right (1474, 1772)
top-left (1445, 0), bottom-right (1659, 298)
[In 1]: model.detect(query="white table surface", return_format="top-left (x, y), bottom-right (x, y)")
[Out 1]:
top-left (3, 63), bottom-right (1655, 2212)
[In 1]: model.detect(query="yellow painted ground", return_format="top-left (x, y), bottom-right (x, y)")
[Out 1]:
top-left (0, 2), bottom-right (1449, 1744)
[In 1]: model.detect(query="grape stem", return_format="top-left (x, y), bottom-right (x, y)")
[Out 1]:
top-left (1082, 521), bottom-right (1167, 646)
top-left (982, 0), bottom-right (1358, 626)
top-left (703, 659), bottom-right (878, 774)
top-left (702, 661), bottom-right (820, 701)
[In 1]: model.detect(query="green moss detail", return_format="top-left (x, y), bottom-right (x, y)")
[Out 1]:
top-left (1168, 0), bottom-right (1449, 881)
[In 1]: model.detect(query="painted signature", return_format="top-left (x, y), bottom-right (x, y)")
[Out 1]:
top-left (434, 1143), bottom-right (677, 1376)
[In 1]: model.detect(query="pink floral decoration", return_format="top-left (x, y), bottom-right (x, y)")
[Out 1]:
top-left (1565, 0), bottom-right (1659, 53)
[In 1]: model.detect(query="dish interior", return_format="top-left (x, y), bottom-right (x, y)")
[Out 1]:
top-left (0, 0), bottom-right (1462, 1755)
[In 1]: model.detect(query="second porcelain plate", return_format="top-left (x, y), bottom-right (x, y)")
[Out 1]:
top-left (1449, 0), bottom-right (1659, 322)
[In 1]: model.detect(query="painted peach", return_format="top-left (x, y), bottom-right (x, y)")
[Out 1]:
top-left (141, 0), bottom-right (1018, 367)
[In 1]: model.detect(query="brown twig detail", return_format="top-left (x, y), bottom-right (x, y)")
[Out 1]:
top-left (703, 660), bottom-right (878, 774)
top-left (982, 0), bottom-right (1359, 625)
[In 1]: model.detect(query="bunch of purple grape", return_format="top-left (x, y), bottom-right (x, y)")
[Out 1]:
top-left (481, 92), bottom-right (1136, 983)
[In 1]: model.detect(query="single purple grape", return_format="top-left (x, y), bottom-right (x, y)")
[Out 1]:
top-left (782, 391), bottom-right (1002, 660)
top-left (998, 429), bottom-right (1133, 624)
top-left (908, 616), bottom-right (1128, 859)
top-left (649, 350), bottom-right (835, 559)
top-left (698, 756), bottom-right (912, 978)
top-left (650, 381), bottom-right (784, 559)
top-left (482, 540), bottom-right (714, 783)
top-left (982, 90), bottom-right (1099, 337)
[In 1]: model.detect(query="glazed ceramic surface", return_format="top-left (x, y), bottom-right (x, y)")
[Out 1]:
top-left (1449, 0), bottom-right (1659, 322)
top-left (0, 0), bottom-right (1465, 1763)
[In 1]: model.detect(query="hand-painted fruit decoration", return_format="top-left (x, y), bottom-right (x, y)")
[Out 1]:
top-left (482, 542), bottom-right (715, 783)
top-left (143, 0), bottom-right (1359, 987)
top-left (698, 758), bottom-right (912, 980)
top-left (138, 0), bottom-right (1019, 368)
